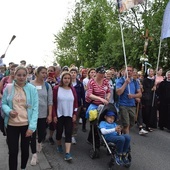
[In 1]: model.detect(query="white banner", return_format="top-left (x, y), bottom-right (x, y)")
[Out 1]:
top-left (117, 0), bottom-right (144, 13)
top-left (161, 1), bottom-right (170, 40)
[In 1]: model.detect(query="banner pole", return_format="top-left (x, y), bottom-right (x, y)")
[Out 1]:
top-left (118, 13), bottom-right (130, 93)
top-left (152, 38), bottom-right (162, 107)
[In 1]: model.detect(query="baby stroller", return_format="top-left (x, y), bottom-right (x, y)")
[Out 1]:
top-left (87, 103), bottom-right (131, 169)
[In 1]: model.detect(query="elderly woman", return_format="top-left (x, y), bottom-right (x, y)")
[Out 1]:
top-left (86, 66), bottom-right (110, 151)
top-left (2, 66), bottom-right (38, 170)
top-left (157, 71), bottom-right (170, 130)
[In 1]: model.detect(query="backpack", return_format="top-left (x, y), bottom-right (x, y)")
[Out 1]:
top-left (45, 81), bottom-right (49, 92)
top-left (0, 83), bottom-right (13, 136)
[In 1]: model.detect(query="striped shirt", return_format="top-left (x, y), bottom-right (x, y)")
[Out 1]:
top-left (86, 78), bottom-right (110, 105)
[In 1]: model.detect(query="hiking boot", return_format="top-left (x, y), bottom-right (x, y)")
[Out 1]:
top-left (64, 153), bottom-right (72, 161)
top-left (30, 153), bottom-right (38, 166)
top-left (139, 128), bottom-right (148, 135)
top-left (57, 145), bottom-right (63, 153)
top-left (48, 137), bottom-right (55, 145)
top-left (114, 154), bottom-right (123, 166)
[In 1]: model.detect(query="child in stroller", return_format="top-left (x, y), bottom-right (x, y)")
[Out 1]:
top-left (99, 110), bottom-right (131, 165)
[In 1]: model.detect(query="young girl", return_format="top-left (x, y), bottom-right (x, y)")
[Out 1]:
top-left (52, 71), bottom-right (78, 161)
top-left (2, 66), bottom-right (38, 170)
top-left (99, 111), bottom-right (131, 166)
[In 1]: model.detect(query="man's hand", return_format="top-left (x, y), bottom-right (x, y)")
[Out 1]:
top-left (128, 93), bottom-right (135, 99)
top-left (135, 98), bottom-right (141, 103)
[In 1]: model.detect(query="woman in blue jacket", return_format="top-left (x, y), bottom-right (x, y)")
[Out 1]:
top-left (2, 66), bottom-right (39, 170)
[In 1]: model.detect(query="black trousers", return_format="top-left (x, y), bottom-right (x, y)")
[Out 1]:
top-left (37, 118), bottom-right (47, 143)
top-left (56, 116), bottom-right (73, 143)
top-left (7, 125), bottom-right (30, 170)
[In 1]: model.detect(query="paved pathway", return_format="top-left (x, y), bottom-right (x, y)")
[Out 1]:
top-left (0, 133), bottom-right (51, 170)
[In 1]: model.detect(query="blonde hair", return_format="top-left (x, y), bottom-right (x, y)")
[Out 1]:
top-left (14, 66), bottom-right (28, 75)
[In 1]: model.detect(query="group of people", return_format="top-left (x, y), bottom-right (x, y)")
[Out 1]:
top-left (0, 60), bottom-right (170, 169)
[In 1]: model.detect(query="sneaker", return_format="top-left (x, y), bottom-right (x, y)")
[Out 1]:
top-left (57, 145), bottom-right (63, 153)
top-left (122, 154), bottom-right (130, 165)
top-left (139, 128), bottom-right (148, 135)
top-left (72, 137), bottom-right (77, 145)
top-left (79, 118), bottom-right (82, 124)
top-left (48, 137), bottom-right (55, 145)
top-left (64, 153), bottom-right (72, 161)
top-left (114, 154), bottom-right (123, 166)
top-left (30, 153), bottom-right (38, 166)
top-left (37, 143), bottom-right (42, 153)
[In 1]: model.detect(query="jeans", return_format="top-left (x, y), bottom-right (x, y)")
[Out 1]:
top-left (106, 134), bottom-right (131, 154)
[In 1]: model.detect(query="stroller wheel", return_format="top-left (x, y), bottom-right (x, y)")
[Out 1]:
top-left (89, 149), bottom-right (96, 159)
top-left (124, 163), bottom-right (131, 168)
top-left (89, 148), bottom-right (100, 159)
top-left (107, 162), bottom-right (114, 170)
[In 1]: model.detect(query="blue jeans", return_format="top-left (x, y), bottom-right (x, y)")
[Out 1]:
top-left (106, 134), bottom-right (131, 154)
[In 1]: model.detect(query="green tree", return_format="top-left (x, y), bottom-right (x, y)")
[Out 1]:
top-left (53, 0), bottom-right (170, 71)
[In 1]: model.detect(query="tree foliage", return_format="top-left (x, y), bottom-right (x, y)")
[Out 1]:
top-left (53, 0), bottom-right (170, 71)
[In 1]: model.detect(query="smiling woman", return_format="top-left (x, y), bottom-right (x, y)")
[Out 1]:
top-left (0, 0), bottom-right (75, 66)
top-left (1, 65), bottom-right (39, 170)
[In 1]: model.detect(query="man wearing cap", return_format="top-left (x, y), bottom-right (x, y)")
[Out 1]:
top-left (116, 66), bottom-right (142, 134)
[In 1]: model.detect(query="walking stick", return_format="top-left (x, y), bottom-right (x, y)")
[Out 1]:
top-left (135, 102), bottom-right (140, 122)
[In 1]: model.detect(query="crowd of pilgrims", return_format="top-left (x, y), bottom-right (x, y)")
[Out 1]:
top-left (0, 60), bottom-right (170, 170)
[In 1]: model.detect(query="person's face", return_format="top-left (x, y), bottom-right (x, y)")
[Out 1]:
top-left (149, 69), bottom-right (154, 77)
top-left (10, 67), bottom-right (16, 76)
top-left (47, 67), bottom-right (55, 73)
top-left (37, 68), bottom-right (47, 80)
top-left (126, 67), bottom-right (133, 77)
top-left (106, 72), bottom-right (112, 80)
top-left (62, 74), bottom-right (71, 86)
top-left (15, 69), bottom-right (27, 85)
top-left (96, 72), bottom-right (105, 79)
top-left (110, 69), bottom-right (115, 75)
top-left (105, 116), bottom-right (115, 124)
top-left (157, 69), bottom-right (163, 76)
top-left (70, 71), bottom-right (77, 80)
top-left (21, 62), bottom-right (26, 66)
top-left (133, 71), bottom-right (138, 80)
top-left (89, 70), bottom-right (96, 78)
top-left (82, 70), bottom-right (87, 78)
top-left (167, 73), bottom-right (170, 81)
top-left (27, 67), bottom-right (32, 74)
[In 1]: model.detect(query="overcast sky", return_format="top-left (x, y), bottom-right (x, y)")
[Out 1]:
top-left (0, 0), bottom-right (75, 67)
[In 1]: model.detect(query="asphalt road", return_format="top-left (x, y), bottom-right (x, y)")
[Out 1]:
top-left (42, 123), bottom-right (170, 170)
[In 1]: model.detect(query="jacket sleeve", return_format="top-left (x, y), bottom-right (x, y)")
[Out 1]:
top-left (72, 87), bottom-right (78, 115)
top-left (52, 85), bottom-right (58, 118)
top-left (1, 85), bottom-right (13, 117)
top-left (80, 82), bottom-right (86, 107)
top-left (28, 87), bottom-right (39, 132)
